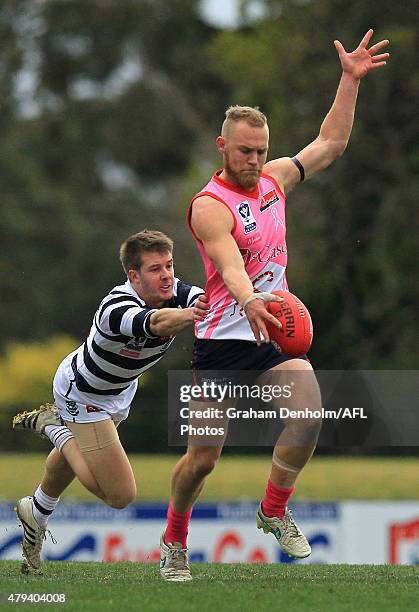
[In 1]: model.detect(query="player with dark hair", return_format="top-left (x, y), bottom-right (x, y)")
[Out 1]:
top-left (159, 30), bottom-right (390, 581)
top-left (12, 229), bottom-right (209, 574)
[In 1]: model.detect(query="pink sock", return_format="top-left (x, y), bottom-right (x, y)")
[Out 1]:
top-left (261, 479), bottom-right (295, 518)
top-left (164, 502), bottom-right (192, 548)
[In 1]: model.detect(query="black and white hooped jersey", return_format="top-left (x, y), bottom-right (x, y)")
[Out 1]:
top-left (70, 278), bottom-right (203, 396)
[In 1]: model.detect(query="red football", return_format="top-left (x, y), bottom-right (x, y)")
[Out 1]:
top-left (266, 290), bottom-right (313, 357)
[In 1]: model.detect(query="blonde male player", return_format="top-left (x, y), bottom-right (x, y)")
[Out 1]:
top-left (159, 30), bottom-right (390, 581)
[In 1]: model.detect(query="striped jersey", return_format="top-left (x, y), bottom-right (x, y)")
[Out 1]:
top-left (69, 278), bottom-right (203, 397)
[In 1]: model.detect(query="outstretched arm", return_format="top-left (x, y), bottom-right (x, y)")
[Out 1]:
top-left (264, 29), bottom-right (390, 192)
top-left (149, 295), bottom-right (210, 336)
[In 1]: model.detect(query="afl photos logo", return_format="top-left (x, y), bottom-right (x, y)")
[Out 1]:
top-left (237, 200), bottom-right (257, 234)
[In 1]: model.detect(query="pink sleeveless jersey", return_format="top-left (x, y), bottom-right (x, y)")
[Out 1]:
top-left (188, 170), bottom-right (289, 341)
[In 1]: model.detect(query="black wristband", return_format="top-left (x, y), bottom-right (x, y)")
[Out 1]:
top-left (291, 157), bottom-right (305, 182)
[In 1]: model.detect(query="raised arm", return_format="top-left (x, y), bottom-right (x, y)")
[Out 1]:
top-left (264, 29), bottom-right (390, 193)
top-left (190, 196), bottom-right (281, 344)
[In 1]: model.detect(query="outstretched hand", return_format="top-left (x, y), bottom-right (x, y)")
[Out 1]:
top-left (334, 29), bottom-right (390, 80)
top-left (192, 294), bottom-right (210, 322)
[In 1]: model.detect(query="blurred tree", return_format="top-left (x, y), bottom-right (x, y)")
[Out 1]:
top-left (0, 334), bottom-right (77, 404)
top-left (0, 0), bottom-right (417, 374)
top-left (0, 0), bottom-right (229, 347)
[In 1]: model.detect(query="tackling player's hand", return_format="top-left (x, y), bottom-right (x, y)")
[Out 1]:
top-left (193, 294), bottom-right (210, 322)
top-left (243, 293), bottom-right (283, 346)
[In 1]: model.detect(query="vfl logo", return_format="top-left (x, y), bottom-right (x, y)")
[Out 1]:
top-left (260, 189), bottom-right (280, 212)
top-left (65, 400), bottom-right (79, 416)
top-left (237, 200), bottom-right (257, 234)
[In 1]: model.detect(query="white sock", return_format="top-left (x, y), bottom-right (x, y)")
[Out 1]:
top-left (32, 485), bottom-right (60, 528)
top-left (44, 424), bottom-right (74, 452)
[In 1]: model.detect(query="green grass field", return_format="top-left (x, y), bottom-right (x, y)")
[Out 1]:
top-left (1, 453), bottom-right (418, 501)
top-left (1, 455), bottom-right (418, 611)
top-left (0, 562), bottom-right (418, 612)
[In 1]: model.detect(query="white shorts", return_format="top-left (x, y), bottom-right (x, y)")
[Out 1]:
top-left (53, 352), bottom-right (138, 424)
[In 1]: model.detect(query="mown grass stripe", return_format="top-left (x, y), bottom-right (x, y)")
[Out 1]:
top-left (0, 561), bottom-right (417, 612)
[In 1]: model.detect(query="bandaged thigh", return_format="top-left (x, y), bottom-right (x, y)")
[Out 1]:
top-left (65, 419), bottom-right (120, 453)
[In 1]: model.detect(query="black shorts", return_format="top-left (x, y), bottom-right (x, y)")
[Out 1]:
top-left (190, 338), bottom-right (307, 400)
top-left (192, 338), bottom-right (306, 373)
top-left (191, 338), bottom-right (307, 402)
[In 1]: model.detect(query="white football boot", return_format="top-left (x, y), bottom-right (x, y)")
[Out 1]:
top-left (256, 504), bottom-right (311, 559)
top-left (15, 497), bottom-right (47, 574)
top-left (159, 533), bottom-right (192, 582)
top-left (12, 403), bottom-right (61, 438)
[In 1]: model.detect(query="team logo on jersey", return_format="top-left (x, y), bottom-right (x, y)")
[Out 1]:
top-left (86, 405), bottom-right (104, 413)
top-left (260, 189), bottom-right (280, 212)
top-left (237, 200), bottom-right (257, 234)
top-left (120, 336), bottom-right (146, 358)
top-left (126, 337), bottom-right (146, 350)
top-left (65, 400), bottom-right (79, 416)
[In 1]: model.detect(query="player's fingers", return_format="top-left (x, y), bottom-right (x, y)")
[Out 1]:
top-left (258, 321), bottom-right (271, 344)
top-left (196, 304), bottom-right (210, 313)
top-left (253, 292), bottom-right (284, 303)
top-left (371, 52), bottom-right (390, 62)
top-left (249, 320), bottom-right (263, 346)
top-left (264, 312), bottom-right (282, 329)
top-left (197, 297), bottom-right (210, 307)
top-left (369, 62), bottom-right (387, 70)
top-left (194, 311), bottom-right (206, 319)
top-left (368, 39), bottom-right (389, 54)
top-left (193, 305), bottom-right (208, 319)
top-left (359, 29), bottom-right (374, 48)
top-left (334, 40), bottom-right (346, 55)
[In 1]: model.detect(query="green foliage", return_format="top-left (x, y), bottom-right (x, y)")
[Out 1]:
top-left (0, 0), bottom-right (228, 349)
top-left (0, 335), bottom-right (77, 405)
top-left (0, 0), bottom-right (417, 380)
